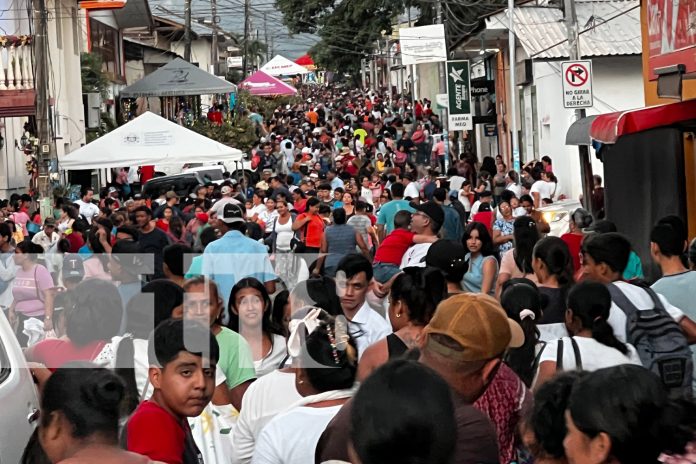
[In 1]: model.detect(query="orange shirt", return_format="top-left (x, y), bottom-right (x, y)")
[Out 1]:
top-left (297, 213), bottom-right (325, 248)
top-left (306, 111), bottom-right (319, 125)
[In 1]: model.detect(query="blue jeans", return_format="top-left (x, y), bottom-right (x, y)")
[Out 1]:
top-left (373, 262), bottom-right (401, 284)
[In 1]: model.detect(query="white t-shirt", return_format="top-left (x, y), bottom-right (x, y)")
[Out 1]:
top-left (254, 334), bottom-right (288, 377)
top-left (538, 336), bottom-right (642, 376)
top-left (348, 301), bottom-right (392, 359)
top-left (400, 242), bottom-right (432, 269)
top-left (74, 199), bottom-right (100, 223)
top-left (458, 191), bottom-right (472, 211)
top-left (449, 176), bottom-right (466, 192)
top-left (231, 370), bottom-right (302, 464)
top-left (404, 182), bottom-right (420, 200)
top-left (251, 405), bottom-right (342, 464)
top-left (607, 281), bottom-right (685, 342)
top-left (360, 186), bottom-right (374, 205)
top-left (530, 180), bottom-right (557, 201)
top-left (506, 183), bottom-right (522, 198)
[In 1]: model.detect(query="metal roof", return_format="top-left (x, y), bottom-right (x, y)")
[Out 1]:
top-left (485, 1), bottom-right (640, 59)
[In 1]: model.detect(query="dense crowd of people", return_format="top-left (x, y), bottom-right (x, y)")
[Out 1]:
top-left (4, 87), bottom-right (696, 464)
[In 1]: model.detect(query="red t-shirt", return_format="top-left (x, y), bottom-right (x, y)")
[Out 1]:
top-left (472, 212), bottom-right (494, 235)
top-left (127, 400), bottom-right (197, 464)
top-left (373, 229), bottom-right (415, 265)
top-left (156, 219), bottom-right (170, 233)
top-left (562, 233), bottom-right (584, 272)
top-left (27, 339), bottom-right (106, 372)
top-left (140, 166), bottom-right (155, 184)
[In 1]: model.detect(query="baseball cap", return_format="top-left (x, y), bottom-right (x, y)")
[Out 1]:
top-left (423, 293), bottom-right (524, 361)
top-left (256, 181), bottom-right (269, 190)
top-left (221, 203), bottom-right (245, 224)
top-left (410, 201), bottom-right (445, 226)
top-left (108, 186), bottom-right (118, 194)
top-left (425, 240), bottom-right (467, 275)
top-left (221, 185), bottom-right (233, 195)
top-left (165, 191), bottom-right (178, 199)
top-left (62, 254), bottom-right (85, 281)
top-left (44, 217), bottom-right (56, 227)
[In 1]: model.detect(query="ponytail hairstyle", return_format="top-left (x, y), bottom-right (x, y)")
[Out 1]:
top-left (41, 362), bottom-right (125, 442)
top-left (566, 281), bottom-right (628, 355)
top-left (533, 236), bottom-right (575, 300)
top-left (513, 216), bottom-right (539, 274)
top-left (568, 365), bottom-right (695, 463)
top-left (500, 278), bottom-right (544, 387)
top-left (390, 267), bottom-right (447, 326)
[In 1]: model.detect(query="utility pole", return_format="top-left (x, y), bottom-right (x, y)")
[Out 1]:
top-left (242, 0), bottom-right (250, 76)
top-left (508, 0), bottom-right (520, 172)
top-left (184, 0), bottom-right (192, 61)
top-left (564, 0), bottom-right (594, 215)
top-left (210, 0), bottom-right (218, 73)
top-left (436, 0), bottom-right (450, 171)
top-left (34, 0), bottom-right (55, 198)
top-left (255, 28), bottom-right (260, 71)
top-left (407, 8), bottom-right (417, 108)
top-left (263, 12), bottom-right (269, 63)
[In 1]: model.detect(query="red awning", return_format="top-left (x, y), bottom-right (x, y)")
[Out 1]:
top-left (295, 54), bottom-right (315, 66)
top-left (590, 99), bottom-right (696, 144)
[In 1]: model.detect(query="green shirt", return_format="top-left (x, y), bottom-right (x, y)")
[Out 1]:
top-left (377, 199), bottom-right (415, 235)
top-left (216, 327), bottom-right (256, 389)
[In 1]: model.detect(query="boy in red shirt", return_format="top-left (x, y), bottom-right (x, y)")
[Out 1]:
top-left (126, 319), bottom-right (218, 464)
top-left (372, 210), bottom-right (438, 283)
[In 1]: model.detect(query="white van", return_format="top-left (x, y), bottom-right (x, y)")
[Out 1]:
top-left (0, 311), bottom-right (40, 462)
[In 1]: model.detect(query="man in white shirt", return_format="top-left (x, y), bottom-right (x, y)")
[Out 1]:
top-left (31, 217), bottom-right (59, 251)
top-left (335, 254), bottom-right (392, 358)
top-left (581, 232), bottom-right (696, 343)
top-left (74, 187), bottom-right (100, 224)
top-left (400, 201), bottom-right (442, 269)
top-left (470, 191), bottom-right (493, 217)
top-left (505, 170), bottom-right (522, 198)
top-left (402, 174), bottom-right (420, 200)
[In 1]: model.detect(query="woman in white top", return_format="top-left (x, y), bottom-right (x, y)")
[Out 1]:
top-left (229, 277), bottom-right (288, 377)
top-left (534, 281), bottom-right (642, 389)
top-left (257, 198), bottom-right (279, 234)
top-left (252, 309), bottom-right (358, 464)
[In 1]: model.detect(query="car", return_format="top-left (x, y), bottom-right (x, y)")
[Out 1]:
top-left (0, 310), bottom-right (40, 463)
top-left (142, 172), bottom-right (207, 199)
top-left (155, 157), bottom-right (258, 186)
top-left (538, 199), bottom-right (583, 237)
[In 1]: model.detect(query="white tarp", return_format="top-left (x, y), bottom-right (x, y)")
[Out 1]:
top-left (60, 112), bottom-right (243, 170)
top-left (261, 55), bottom-right (311, 76)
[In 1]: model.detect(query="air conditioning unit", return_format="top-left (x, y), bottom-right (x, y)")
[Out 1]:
top-left (83, 93), bottom-right (101, 129)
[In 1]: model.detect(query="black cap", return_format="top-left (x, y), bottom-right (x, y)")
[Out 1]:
top-left (221, 203), bottom-right (245, 224)
top-left (62, 254), bottom-right (85, 281)
top-left (426, 240), bottom-right (467, 274)
top-left (410, 201), bottom-right (445, 226)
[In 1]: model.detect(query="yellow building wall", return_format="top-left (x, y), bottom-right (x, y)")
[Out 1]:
top-left (641, 1), bottom-right (696, 238)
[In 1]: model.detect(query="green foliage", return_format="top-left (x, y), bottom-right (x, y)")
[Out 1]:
top-left (81, 52), bottom-right (110, 98)
top-left (237, 90), bottom-right (302, 119)
top-left (189, 116), bottom-right (258, 153)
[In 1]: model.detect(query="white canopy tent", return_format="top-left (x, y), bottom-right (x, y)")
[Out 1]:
top-left (261, 55), bottom-right (311, 76)
top-left (60, 112), bottom-right (243, 170)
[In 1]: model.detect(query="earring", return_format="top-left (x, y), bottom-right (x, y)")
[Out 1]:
top-left (297, 379), bottom-right (304, 385)
top-left (396, 313), bottom-right (402, 318)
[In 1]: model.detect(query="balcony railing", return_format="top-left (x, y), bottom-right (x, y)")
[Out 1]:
top-left (0, 37), bottom-right (35, 117)
top-left (0, 37), bottom-right (34, 90)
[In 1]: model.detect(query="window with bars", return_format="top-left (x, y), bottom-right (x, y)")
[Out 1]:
top-left (89, 18), bottom-right (122, 81)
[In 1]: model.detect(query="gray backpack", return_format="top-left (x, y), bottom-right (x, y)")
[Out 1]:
top-left (607, 283), bottom-right (693, 399)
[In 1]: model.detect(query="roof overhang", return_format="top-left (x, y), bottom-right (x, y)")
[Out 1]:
top-left (565, 99), bottom-right (696, 146)
top-left (114, 0), bottom-right (152, 29)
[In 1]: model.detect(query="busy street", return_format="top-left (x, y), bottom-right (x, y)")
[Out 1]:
top-left (0, 0), bottom-right (696, 463)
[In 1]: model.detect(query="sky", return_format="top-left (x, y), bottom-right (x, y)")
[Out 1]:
top-left (150, 0), bottom-right (318, 60)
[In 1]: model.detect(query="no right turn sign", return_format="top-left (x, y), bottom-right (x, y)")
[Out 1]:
top-left (562, 60), bottom-right (593, 109)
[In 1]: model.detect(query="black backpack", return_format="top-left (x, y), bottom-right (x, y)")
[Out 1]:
top-left (607, 283), bottom-right (693, 399)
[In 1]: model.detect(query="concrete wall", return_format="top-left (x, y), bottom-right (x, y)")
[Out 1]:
top-left (0, 0), bottom-right (84, 196)
top-left (526, 55), bottom-right (644, 199)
